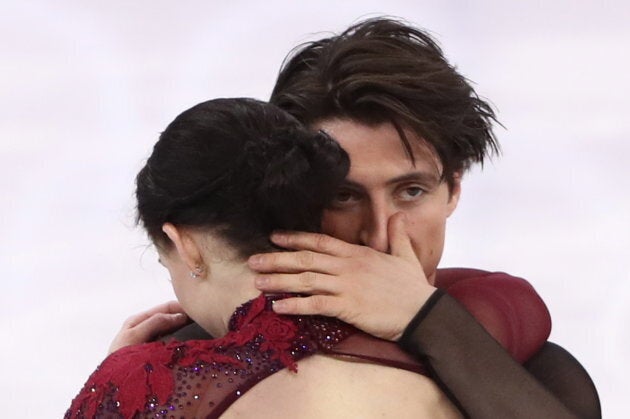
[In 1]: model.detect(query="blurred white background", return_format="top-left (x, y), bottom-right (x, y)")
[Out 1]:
top-left (1, 1), bottom-right (628, 417)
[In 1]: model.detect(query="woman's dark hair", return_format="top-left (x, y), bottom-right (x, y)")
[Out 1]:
top-left (270, 17), bottom-right (499, 189)
top-left (136, 98), bottom-right (350, 258)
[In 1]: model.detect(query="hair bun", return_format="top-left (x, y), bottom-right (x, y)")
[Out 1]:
top-left (245, 128), bottom-right (348, 232)
top-left (137, 98), bottom-right (349, 257)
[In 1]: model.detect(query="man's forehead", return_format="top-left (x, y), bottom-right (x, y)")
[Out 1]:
top-left (316, 117), bottom-right (438, 160)
top-left (339, 143), bottom-right (441, 189)
top-left (347, 147), bottom-right (440, 173)
top-left (314, 118), bottom-right (443, 182)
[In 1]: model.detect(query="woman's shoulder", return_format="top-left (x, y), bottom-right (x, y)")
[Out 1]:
top-left (65, 341), bottom-right (165, 418)
top-left (65, 306), bottom-right (324, 419)
top-left (65, 339), bottom-right (246, 418)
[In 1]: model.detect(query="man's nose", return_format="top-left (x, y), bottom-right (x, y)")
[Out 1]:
top-left (358, 200), bottom-right (392, 253)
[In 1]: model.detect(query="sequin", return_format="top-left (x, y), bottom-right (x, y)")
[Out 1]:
top-left (64, 294), bottom-right (380, 419)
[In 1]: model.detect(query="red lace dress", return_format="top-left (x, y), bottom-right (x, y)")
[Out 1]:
top-left (65, 270), bottom-right (552, 419)
top-left (66, 295), bottom-right (429, 418)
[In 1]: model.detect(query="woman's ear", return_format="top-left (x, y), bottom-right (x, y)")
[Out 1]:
top-left (162, 223), bottom-right (206, 278)
top-left (446, 172), bottom-right (462, 217)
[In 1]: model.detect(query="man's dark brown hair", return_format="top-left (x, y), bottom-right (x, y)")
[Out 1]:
top-left (270, 17), bottom-right (500, 188)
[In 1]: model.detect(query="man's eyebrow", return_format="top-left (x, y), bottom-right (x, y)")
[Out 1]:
top-left (385, 172), bottom-right (441, 186)
top-left (339, 172), bottom-right (441, 190)
top-left (338, 179), bottom-right (364, 190)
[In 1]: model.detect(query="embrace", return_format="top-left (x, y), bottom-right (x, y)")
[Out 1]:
top-left (66, 18), bottom-right (600, 419)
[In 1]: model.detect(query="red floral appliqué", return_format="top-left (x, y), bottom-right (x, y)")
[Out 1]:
top-left (66, 342), bottom-right (178, 418)
top-left (65, 294), bottom-right (327, 418)
top-left (257, 311), bottom-right (299, 371)
top-left (259, 312), bottom-right (297, 343)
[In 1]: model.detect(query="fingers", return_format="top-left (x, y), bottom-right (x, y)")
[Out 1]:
top-left (269, 231), bottom-right (357, 257)
top-left (123, 300), bottom-right (185, 328)
top-left (255, 272), bottom-right (339, 294)
top-left (387, 212), bottom-right (419, 263)
top-left (271, 295), bottom-right (341, 318)
top-left (109, 301), bottom-right (188, 354)
top-left (133, 311), bottom-right (189, 341)
top-left (248, 249), bottom-right (342, 274)
top-left (109, 310), bottom-right (189, 354)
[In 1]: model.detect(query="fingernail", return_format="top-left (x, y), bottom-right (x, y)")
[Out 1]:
top-left (270, 232), bottom-right (286, 244)
top-left (255, 276), bottom-right (268, 287)
top-left (248, 255), bottom-right (262, 267)
top-left (272, 300), bottom-right (287, 312)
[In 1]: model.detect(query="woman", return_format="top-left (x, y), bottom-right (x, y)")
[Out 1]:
top-left (66, 98), bottom-right (463, 418)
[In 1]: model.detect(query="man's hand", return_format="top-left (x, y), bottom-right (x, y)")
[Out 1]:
top-left (249, 213), bottom-right (436, 341)
top-left (108, 301), bottom-right (189, 354)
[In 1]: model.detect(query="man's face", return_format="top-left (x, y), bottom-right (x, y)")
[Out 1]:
top-left (315, 118), bottom-right (461, 284)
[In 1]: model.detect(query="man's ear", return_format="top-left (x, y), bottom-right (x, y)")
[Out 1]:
top-left (162, 223), bottom-right (206, 276)
top-left (446, 172), bottom-right (462, 217)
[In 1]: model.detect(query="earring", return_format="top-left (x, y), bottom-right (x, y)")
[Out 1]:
top-left (190, 265), bottom-right (203, 279)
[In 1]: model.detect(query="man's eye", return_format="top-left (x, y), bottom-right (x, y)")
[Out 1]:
top-left (399, 186), bottom-right (424, 200)
top-left (335, 191), bottom-right (355, 202)
top-left (329, 189), bottom-right (361, 208)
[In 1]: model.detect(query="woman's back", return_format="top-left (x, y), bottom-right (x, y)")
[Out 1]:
top-left (224, 354), bottom-right (461, 418)
top-left (66, 295), bottom-right (460, 418)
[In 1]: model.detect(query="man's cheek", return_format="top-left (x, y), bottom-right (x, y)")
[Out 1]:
top-left (407, 223), bottom-right (442, 262)
top-left (420, 228), bottom-right (447, 278)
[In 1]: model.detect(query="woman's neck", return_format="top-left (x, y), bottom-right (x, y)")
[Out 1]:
top-left (192, 261), bottom-right (262, 338)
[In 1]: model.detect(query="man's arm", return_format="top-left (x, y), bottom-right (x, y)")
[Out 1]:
top-left (110, 218), bottom-right (600, 417)
top-left (156, 277), bottom-right (600, 418)
top-left (250, 229), bottom-right (600, 418)
top-left (525, 342), bottom-right (601, 417)
top-left (400, 290), bottom-right (600, 418)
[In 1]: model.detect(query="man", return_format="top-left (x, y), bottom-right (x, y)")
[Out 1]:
top-left (112, 18), bottom-right (600, 418)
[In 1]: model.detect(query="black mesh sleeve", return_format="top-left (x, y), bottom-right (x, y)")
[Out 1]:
top-left (399, 290), bottom-right (601, 419)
